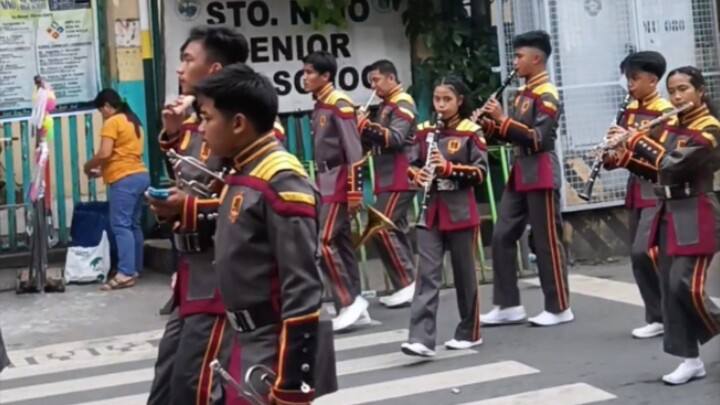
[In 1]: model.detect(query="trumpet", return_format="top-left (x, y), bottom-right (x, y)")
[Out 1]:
top-left (415, 113), bottom-right (444, 229)
top-left (578, 93), bottom-right (632, 202)
top-left (211, 360), bottom-right (294, 405)
top-left (351, 89), bottom-right (399, 249)
top-left (166, 149), bottom-right (225, 198)
top-left (593, 102), bottom-right (694, 153)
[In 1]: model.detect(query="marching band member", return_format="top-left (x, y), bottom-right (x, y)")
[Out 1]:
top-left (357, 59), bottom-right (418, 308)
top-left (195, 63), bottom-right (324, 404)
top-left (146, 26), bottom-right (248, 405)
top-left (606, 66), bottom-right (720, 385)
top-left (401, 76), bottom-right (487, 357)
top-left (302, 51), bottom-right (372, 332)
top-left (478, 30), bottom-right (573, 327)
top-left (603, 51), bottom-right (675, 339)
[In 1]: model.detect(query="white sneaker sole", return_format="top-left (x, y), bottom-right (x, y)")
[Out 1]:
top-left (662, 369), bottom-right (706, 385)
top-left (632, 330), bottom-right (664, 339)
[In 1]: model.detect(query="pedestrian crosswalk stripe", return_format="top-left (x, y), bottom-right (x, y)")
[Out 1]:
top-left (0, 341), bottom-right (474, 403)
top-left (0, 368), bottom-right (155, 403)
top-left (313, 362), bottom-right (540, 405)
top-left (1, 328), bottom-right (410, 381)
top-left (523, 274), bottom-right (720, 307)
top-left (336, 346), bottom-right (476, 376)
top-left (457, 383), bottom-right (617, 405)
top-left (5, 329), bottom-right (164, 364)
top-left (73, 394), bottom-right (148, 405)
top-left (333, 328), bottom-right (408, 351)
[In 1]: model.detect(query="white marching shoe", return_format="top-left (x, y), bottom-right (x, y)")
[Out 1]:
top-left (631, 322), bottom-right (664, 339)
top-left (444, 338), bottom-right (483, 350)
top-left (332, 296), bottom-right (370, 332)
top-left (528, 309), bottom-right (574, 326)
top-left (379, 282), bottom-right (415, 308)
top-left (400, 342), bottom-right (436, 357)
top-left (353, 309), bottom-right (373, 327)
top-left (480, 306), bottom-right (527, 325)
top-left (662, 358), bottom-right (706, 385)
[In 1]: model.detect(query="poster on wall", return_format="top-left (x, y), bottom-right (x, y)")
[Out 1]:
top-left (163, 0), bottom-right (413, 112)
top-left (0, 0), bottom-right (100, 115)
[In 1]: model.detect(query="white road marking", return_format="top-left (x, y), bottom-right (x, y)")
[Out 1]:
top-left (459, 383), bottom-right (617, 405)
top-left (314, 361), bottom-right (540, 405)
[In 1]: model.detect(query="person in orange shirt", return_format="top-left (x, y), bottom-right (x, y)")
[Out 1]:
top-left (84, 89), bottom-right (150, 290)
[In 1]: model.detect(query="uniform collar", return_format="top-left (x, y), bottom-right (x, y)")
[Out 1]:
top-left (232, 132), bottom-right (279, 172)
top-left (639, 90), bottom-right (660, 106)
top-left (442, 114), bottom-right (462, 130)
top-left (525, 71), bottom-right (550, 90)
top-left (314, 83), bottom-right (334, 104)
top-left (679, 104), bottom-right (711, 126)
top-left (383, 85), bottom-right (403, 101)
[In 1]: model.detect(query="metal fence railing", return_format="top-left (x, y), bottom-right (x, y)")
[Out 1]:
top-left (495, 0), bottom-right (720, 212)
top-left (1, 107), bottom-right (529, 289)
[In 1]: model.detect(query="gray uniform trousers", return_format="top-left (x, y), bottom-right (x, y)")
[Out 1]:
top-left (368, 191), bottom-right (416, 291)
top-left (408, 225), bottom-right (481, 348)
top-left (628, 206), bottom-right (663, 324)
top-left (657, 219), bottom-right (720, 358)
top-left (0, 325), bottom-right (10, 374)
top-left (319, 202), bottom-right (362, 311)
top-left (147, 309), bottom-right (235, 405)
top-left (492, 189), bottom-right (570, 314)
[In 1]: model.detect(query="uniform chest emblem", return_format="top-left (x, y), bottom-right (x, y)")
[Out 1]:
top-left (639, 119), bottom-right (650, 129)
top-left (229, 194), bottom-right (244, 223)
top-left (447, 139), bottom-right (461, 155)
top-left (676, 138), bottom-right (687, 148)
top-left (318, 115), bottom-right (328, 128)
top-left (520, 99), bottom-right (532, 114)
top-left (380, 108), bottom-right (389, 121)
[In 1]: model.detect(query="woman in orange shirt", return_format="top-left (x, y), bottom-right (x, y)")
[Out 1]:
top-left (84, 89), bottom-right (150, 290)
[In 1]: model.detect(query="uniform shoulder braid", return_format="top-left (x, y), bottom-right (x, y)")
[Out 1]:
top-left (247, 150), bottom-right (317, 218)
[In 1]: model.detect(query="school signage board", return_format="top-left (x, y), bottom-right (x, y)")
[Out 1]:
top-left (164, 0), bottom-right (413, 113)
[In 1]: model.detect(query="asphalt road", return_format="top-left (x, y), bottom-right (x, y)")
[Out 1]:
top-left (0, 260), bottom-right (718, 405)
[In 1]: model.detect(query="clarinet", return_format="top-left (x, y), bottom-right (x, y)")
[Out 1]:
top-left (578, 94), bottom-right (632, 202)
top-left (474, 70), bottom-right (517, 123)
top-left (415, 113), bottom-right (445, 229)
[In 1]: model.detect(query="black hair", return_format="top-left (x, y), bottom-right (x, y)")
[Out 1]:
top-left (666, 66), bottom-right (718, 118)
top-left (193, 63), bottom-right (278, 134)
top-left (369, 59), bottom-right (400, 83)
top-left (434, 76), bottom-right (474, 119)
top-left (180, 26), bottom-right (249, 66)
top-left (512, 30), bottom-right (552, 59)
top-left (623, 51), bottom-right (666, 79)
top-left (93, 88), bottom-right (142, 138)
top-left (303, 51), bottom-right (337, 81)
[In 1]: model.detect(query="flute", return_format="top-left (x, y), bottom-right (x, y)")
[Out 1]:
top-left (599, 102), bottom-right (693, 152)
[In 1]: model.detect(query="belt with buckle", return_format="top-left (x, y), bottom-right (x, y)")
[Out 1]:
top-left (436, 179), bottom-right (458, 191)
top-left (653, 182), bottom-right (712, 199)
top-left (226, 304), bottom-right (279, 333)
top-left (173, 232), bottom-right (211, 253)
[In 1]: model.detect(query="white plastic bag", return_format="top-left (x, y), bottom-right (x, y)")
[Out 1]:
top-left (64, 231), bottom-right (111, 284)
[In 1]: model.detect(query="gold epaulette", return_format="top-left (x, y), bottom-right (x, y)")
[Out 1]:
top-left (416, 121), bottom-right (433, 131)
top-left (531, 82), bottom-right (559, 99)
top-left (457, 119), bottom-right (481, 133)
top-left (389, 92), bottom-right (416, 106)
top-left (249, 151), bottom-right (309, 182)
top-left (647, 98), bottom-right (674, 113)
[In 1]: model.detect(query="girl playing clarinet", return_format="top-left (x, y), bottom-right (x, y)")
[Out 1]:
top-left (606, 66), bottom-right (720, 385)
top-left (401, 76), bottom-right (488, 357)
